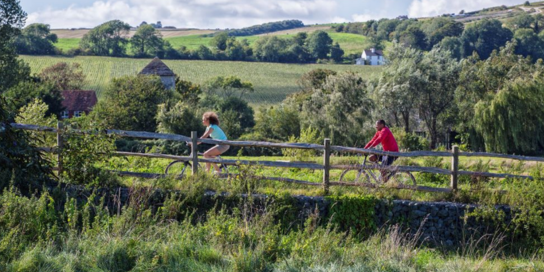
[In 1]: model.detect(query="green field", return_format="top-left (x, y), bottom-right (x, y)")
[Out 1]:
top-left (55, 30), bottom-right (370, 56)
top-left (20, 55), bottom-right (381, 105)
top-left (54, 38), bottom-right (80, 52)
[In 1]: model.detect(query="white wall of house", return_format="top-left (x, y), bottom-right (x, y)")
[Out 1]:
top-left (356, 48), bottom-right (385, 66)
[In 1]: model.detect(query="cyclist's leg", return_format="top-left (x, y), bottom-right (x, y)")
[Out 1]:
top-left (381, 156), bottom-right (398, 182)
top-left (203, 145), bottom-right (229, 172)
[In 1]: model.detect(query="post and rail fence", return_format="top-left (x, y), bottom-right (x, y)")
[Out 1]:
top-left (10, 122), bottom-right (544, 195)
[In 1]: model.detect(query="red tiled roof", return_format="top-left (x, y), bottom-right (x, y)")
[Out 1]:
top-left (61, 90), bottom-right (97, 112)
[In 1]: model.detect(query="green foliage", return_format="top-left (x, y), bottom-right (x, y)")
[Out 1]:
top-left (210, 31), bottom-right (229, 50)
top-left (0, 0), bottom-right (27, 44)
top-left (282, 127), bottom-right (320, 161)
top-left (296, 68), bottom-right (338, 93)
top-left (417, 157), bottom-right (449, 185)
top-left (3, 80), bottom-right (64, 118)
top-left (0, 0), bottom-right (29, 94)
top-left (307, 30), bottom-right (333, 59)
top-left (326, 194), bottom-right (377, 235)
top-left (254, 105), bottom-right (300, 141)
top-left (131, 24), bottom-right (164, 57)
top-left (80, 20), bottom-right (130, 56)
top-left (420, 17), bottom-right (464, 49)
top-left (513, 28), bottom-right (544, 60)
top-left (390, 127), bottom-right (429, 151)
top-left (300, 72), bottom-right (373, 147)
top-left (205, 75), bottom-right (254, 99)
top-left (156, 101), bottom-right (203, 136)
top-left (93, 75), bottom-right (169, 132)
top-left (216, 96), bottom-right (255, 139)
top-left (174, 76), bottom-right (202, 104)
top-left (507, 13), bottom-right (535, 31)
top-left (38, 62), bottom-right (86, 90)
top-left (474, 80), bottom-right (544, 154)
top-left (460, 19), bottom-right (513, 59)
top-left (457, 41), bottom-right (544, 154)
top-left (60, 118), bottom-right (119, 186)
top-left (226, 19), bottom-right (304, 36)
top-left (14, 98), bottom-right (56, 147)
top-left (375, 44), bottom-right (423, 132)
top-left (14, 23), bottom-right (58, 55)
top-left (0, 96), bottom-right (52, 192)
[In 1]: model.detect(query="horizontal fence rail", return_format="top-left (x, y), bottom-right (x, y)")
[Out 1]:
top-left (11, 123), bottom-right (544, 194)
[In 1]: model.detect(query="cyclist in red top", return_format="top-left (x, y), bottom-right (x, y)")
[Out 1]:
top-left (364, 120), bottom-right (399, 182)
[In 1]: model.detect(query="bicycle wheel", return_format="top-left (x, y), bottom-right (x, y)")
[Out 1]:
top-left (165, 160), bottom-right (192, 179)
top-left (339, 169), bottom-right (368, 183)
top-left (386, 171), bottom-right (416, 186)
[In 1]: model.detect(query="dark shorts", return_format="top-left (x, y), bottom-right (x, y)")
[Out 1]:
top-left (379, 155), bottom-right (398, 166)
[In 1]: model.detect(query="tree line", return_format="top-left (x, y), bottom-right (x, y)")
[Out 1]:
top-left (13, 20), bottom-right (344, 64)
top-left (224, 20), bottom-right (304, 36)
top-left (335, 13), bottom-right (544, 62)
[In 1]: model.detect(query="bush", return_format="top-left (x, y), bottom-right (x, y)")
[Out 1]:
top-left (390, 127), bottom-right (430, 151)
top-left (60, 118), bottom-right (119, 187)
top-left (282, 127), bottom-right (321, 161)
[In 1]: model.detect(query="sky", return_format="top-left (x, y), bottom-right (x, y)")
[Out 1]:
top-left (20, 0), bottom-right (534, 29)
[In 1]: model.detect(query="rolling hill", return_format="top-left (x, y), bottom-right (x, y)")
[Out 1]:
top-left (20, 55), bottom-right (381, 106)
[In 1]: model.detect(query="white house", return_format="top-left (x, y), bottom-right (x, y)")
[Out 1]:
top-left (356, 48), bottom-right (385, 66)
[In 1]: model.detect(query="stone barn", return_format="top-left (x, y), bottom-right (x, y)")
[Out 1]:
top-left (139, 57), bottom-right (176, 90)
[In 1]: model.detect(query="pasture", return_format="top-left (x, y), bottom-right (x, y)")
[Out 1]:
top-left (20, 55), bottom-right (381, 105)
top-left (52, 25), bottom-right (370, 55)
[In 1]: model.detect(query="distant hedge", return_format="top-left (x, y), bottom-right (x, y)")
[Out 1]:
top-left (226, 19), bottom-right (304, 36)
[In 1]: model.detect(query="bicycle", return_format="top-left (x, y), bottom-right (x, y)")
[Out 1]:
top-left (339, 153), bottom-right (416, 186)
top-left (164, 142), bottom-right (237, 179)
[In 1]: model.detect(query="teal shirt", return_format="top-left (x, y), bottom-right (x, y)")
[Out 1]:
top-left (206, 124), bottom-right (227, 141)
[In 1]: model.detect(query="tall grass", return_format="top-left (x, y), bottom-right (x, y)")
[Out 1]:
top-left (1, 184), bottom-right (543, 272)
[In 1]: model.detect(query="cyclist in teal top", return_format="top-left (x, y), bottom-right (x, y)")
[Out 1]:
top-left (197, 112), bottom-right (230, 173)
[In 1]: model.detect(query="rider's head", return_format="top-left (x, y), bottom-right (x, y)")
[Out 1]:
top-left (375, 120), bottom-right (386, 131)
top-left (202, 112), bottom-right (220, 126)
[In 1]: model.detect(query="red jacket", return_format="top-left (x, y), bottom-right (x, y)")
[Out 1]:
top-left (364, 127), bottom-right (399, 152)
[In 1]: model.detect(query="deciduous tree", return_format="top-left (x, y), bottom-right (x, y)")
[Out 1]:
top-left (131, 24), bottom-right (164, 57)
top-left (80, 20), bottom-right (130, 56)
top-left (14, 23), bottom-right (57, 55)
top-left (307, 30), bottom-right (332, 59)
top-left (39, 62), bottom-right (86, 90)
top-left (92, 75), bottom-right (168, 131)
top-left (0, 0), bottom-right (29, 93)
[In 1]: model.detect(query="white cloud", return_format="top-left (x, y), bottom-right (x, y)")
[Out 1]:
top-left (26, 0), bottom-right (339, 29)
top-left (408, 0), bottom-right (526, 18)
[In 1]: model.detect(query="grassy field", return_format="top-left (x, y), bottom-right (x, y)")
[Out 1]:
top-left (54, 25), bottom-right (369, 55)
top-left (20, 55), bottom-right (381, 105)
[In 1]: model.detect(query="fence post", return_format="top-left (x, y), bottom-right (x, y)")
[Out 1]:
top-left (323, 138), bottom-right (331, 195)
top-left (57, 121), bottom-right (64, 175)
top-left (450, 145), bottom-right (459, 191)
top-left (191, 131), bottom-right (198, 176)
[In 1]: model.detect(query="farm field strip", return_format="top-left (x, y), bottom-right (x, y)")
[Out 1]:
top-left (54, 27), bottom-right (369, 55)
top-left (20, 55), bottom-right (381, 105)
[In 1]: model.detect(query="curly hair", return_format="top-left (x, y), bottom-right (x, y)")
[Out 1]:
top-left (202, 112), bottom-right (220, 125)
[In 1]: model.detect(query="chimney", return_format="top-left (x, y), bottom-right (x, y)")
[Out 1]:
top-left (371, 48), bottom-right (375, 53)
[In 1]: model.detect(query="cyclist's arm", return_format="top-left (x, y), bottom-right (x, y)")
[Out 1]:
top-left (197, 127), bottom-right (213, 145)
top-left (364, 131), bottom-right (381, 149)
top-left (188, 127), bottom-right (213, 145)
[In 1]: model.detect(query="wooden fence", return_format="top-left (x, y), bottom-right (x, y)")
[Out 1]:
top-left (11, 122), bottom-right (544, 194)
